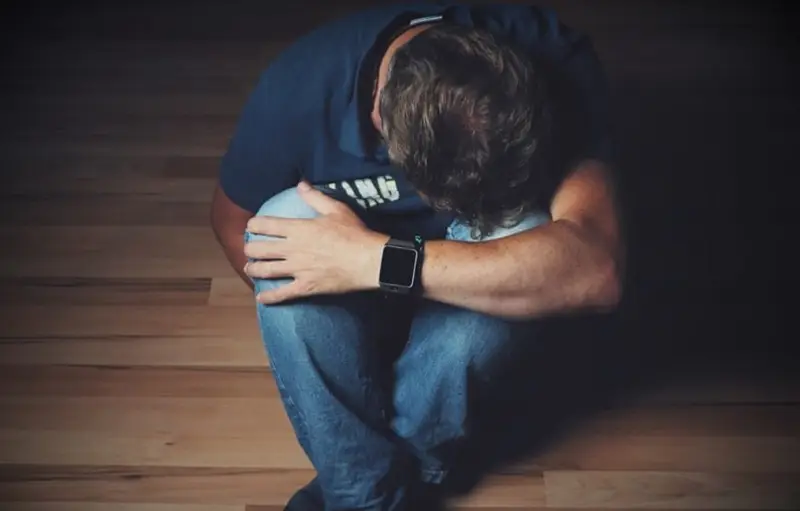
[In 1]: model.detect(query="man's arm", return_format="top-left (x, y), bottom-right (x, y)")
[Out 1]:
top-left (418, 159), bottom-right (623, 319)
top-left (210, 182), bottom-right (255, 289)
top-left (244, 160), bottom-right (624, 319)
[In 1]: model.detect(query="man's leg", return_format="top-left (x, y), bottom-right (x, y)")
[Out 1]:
top-left (391, 212), bottom-right (552, 487)
top-left (247, 187), bottom-right (412, 510)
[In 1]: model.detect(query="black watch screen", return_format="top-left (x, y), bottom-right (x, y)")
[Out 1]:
top-left (379, 243), bottom-right (418, 291)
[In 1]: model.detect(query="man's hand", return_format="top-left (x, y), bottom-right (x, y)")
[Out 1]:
top-left (244, 181), bottom-right (388, 304)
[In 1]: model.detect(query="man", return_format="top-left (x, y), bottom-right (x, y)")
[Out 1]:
top-left (211, 2), bottom-right (623, 510)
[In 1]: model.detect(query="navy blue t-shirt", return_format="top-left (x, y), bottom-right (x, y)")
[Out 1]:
top-left (219, 2), bottom-right (613, 229)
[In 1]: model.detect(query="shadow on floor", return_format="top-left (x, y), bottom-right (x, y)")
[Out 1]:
top-left (429, 300), bottom-right (777, 497)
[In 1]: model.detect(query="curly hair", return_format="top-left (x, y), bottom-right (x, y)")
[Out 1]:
top-left (379, 23), bottom-right (555, 237)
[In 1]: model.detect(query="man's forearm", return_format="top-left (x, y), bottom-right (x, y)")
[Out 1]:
top-left (212, 227), bottom-right (255, 290)
top-left (418, 219), bottom-right (621, 319)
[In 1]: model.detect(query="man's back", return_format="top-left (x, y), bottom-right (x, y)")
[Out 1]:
top-left (218, 2), bottom-right (610, 220)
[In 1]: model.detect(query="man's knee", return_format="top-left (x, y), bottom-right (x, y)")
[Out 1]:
top-left (245, 186), bottom-right (320, 293)
top-left (246, 186), bottom-right (320, 242)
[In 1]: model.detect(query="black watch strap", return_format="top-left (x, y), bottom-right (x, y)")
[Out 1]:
top-left (411, 235), bottom-right (425, 295)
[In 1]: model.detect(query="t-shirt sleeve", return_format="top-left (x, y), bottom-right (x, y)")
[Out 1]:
top-left (218, 65), bottom-right (303, 214)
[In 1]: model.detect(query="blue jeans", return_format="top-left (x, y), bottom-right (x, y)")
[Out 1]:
top-left (245, 187), bottom-right (550, 510)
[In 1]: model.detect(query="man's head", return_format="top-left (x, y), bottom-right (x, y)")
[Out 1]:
top-left (373, 23), bottom-right (554, 235)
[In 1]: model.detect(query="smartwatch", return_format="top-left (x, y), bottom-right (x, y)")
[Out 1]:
top-left (379, 236), bottom-right (424, 295)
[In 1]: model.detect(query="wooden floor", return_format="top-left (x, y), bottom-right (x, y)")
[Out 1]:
top-left (0, 0), bottom-right (797, 509)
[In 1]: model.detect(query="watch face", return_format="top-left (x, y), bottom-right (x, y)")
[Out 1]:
top-left (380, 245), bottom-right (418, 288)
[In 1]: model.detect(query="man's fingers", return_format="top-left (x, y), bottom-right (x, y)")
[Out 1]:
top-left (297, 180), bottom-right (346, 215)
top-left (256, 280), bottom-right (308, 305)
top-left (244, 260), bottom-right (294, 280)
top-left (246, 216), bottom-right (304, 238)
top-left (243, 239), bottom-right (287, 260)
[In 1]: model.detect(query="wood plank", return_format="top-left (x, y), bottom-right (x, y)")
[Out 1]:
top-left (0, 466), bottom-right (315, 506)
top-left (533, 435), bottom-right (800, 473)
top-left (0, 397), bottom-right (289, 435)
top-left (4, 117), bottom-right (234, 158)
top-left (6, 155), bottom-right (216, 202)
top-left (544, 470), bottom-right (800, 509)
top-left (0, 198), bottom-right (211, 226)
top-left (208, 278), bottom-right (252, 307)
top-left (578, 405), bottom-right (800, 437)
top-left (0, 228), bottom-right (234, 278)
top-left (0, 394), bottom-right (303, 469)
top-left (0, 337), bottom-right (264, 368)
top-left (7, 92), bottom-right (247, 117)
top-left (3, 504), bottom-right (243, 511)
top-left (4, 183), bottom-right (216, 208)
top-left (13, 41), bottom-right (282, 72)
top-left (0, 278), bottom-right (211, 305)
top-left (9, 115), bottom-right (236, 138)
top-left (162, 157), bottom-right (224, 180)
top-left (4, 72), bottom-right (258, 96)
top-left (0, 305), bottom-right (256, 339)
top-left (0, 366), bottom-right (275, 398)
top-left (0, 428), bottom-right (308, 469)
top-left (450, 473), bottom-right (545, 508)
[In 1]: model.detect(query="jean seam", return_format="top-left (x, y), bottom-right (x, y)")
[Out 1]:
top-left (258, 306), bottom-right (313, 451)
top-left (247, 219), bottom-right (312, 455)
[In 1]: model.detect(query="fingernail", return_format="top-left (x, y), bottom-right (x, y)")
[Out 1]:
top-left (243, 262), bottom-right (250, 274)
top-left (298, 181), bottom-right (311, 192)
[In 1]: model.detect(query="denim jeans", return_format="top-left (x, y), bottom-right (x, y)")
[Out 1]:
top-left (245, 187), bottom-right (551, 510)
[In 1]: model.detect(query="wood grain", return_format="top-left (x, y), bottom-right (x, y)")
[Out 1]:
top-left (450, 473), bottom-right (545, 508)
top-left (0, 337), bottom-right (265, 368)
top-left (0, 227), bottom-right (233, 278)
top-left (533, 434), bottom-right (800, 473)
top-left (1, 504), bottom-right (244, 511)
top-left (7, 155), bottom-right (215, 202)
top-left (0, 466), bottom-right (315, 506)
top-left (208, 278), bottom-right (252, 307)
top-left (0, 306), bottom-right (257, 339)
top-left (0, 278), bottom-right (211, 305)
top-left (0, 199), bottom-right (211, 226)
top-left (0, 366), bottom-right (275, 398)
top-left (544, 470), bottom-right (800, 509)
top-left (0, 428), bottom-right (307, 469)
